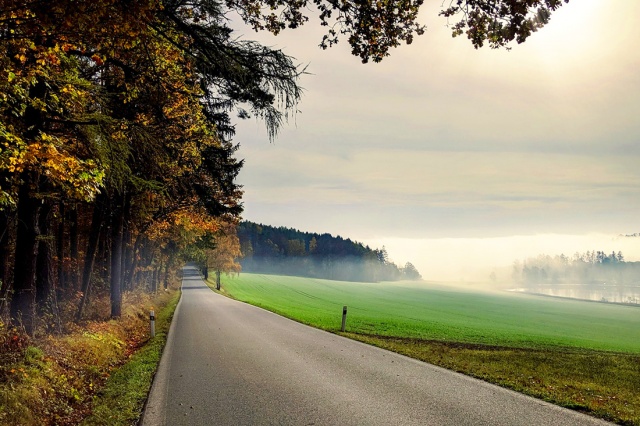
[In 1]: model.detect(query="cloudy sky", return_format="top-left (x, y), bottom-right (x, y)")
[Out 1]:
top-left (230, 0), bottom-right (640, 280)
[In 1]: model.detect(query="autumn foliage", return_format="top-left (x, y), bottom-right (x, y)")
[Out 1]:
top-left (0, 0), bottom-right (308, 335)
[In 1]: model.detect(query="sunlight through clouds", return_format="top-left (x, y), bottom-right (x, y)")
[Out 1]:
top-left (232, 1), bottom-right (640, 279)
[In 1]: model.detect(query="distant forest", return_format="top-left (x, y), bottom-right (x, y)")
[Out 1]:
top-left (512, 250), bottom-right (640, 287)
top-left (237, 222), bottom-right (421, 282)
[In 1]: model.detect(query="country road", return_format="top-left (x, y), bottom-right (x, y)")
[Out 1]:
top-left (141, 266), bottom-right (611, 426)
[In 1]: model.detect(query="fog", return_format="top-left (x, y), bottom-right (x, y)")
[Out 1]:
top-left (364, 234), bottom-right (640, 283)
top-left (231, 0), bottom-right (640, 288)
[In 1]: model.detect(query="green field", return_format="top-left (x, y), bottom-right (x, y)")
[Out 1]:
top-left (216, 273), bottom-right (640, 424)
top-left (221, 273), bottom-right (640, 353)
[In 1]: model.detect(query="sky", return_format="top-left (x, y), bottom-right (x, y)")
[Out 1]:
top-left (230, 0), bottom-right (640, 281)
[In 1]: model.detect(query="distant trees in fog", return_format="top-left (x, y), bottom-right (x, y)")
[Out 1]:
top-left (512, 250), bottom-right (640, 286)
top-left (238, 222), bottom-right (421, 282)
top-left (402, 262), bottom-right (422, 280)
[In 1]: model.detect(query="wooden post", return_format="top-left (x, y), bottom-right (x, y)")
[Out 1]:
top-left (341, 305), bottom-right (347, 332)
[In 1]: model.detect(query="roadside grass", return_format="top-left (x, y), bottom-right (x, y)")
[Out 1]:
top-left (81, 289), bottom-right (180, 426)
top-left (345, 334), bottom-right (640, 425)
top-left (217, 272), bottom-right (640, 425)
top-left (0, 288), bottom-right (180, 426)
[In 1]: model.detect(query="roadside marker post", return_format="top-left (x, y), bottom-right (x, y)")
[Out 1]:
top-left (341, 306), bottom-right (347, 332)
top-left (150, 309), bottom-right (156, 338)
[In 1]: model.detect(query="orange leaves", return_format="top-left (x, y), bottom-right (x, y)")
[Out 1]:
top-left (90, 54), bottom-right (104, 66)
top-left (204, 222), bottom-right (243, 273)
top-left (146, 206), bottom-right (220, 248)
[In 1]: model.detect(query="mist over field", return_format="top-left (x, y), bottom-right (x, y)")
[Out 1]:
top-left (231, 1), bottom-right (640, 290)
top-left (364, 234), bottom-right (640, 283)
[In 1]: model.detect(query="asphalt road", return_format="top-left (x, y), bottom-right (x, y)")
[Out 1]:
top-left (141, 266), bottom-right (612, 425)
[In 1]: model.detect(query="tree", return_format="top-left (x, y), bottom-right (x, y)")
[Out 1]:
top-left (0, 0), bottom-right (239, 326)
top-left (402, 262), bottom-right (422, 280)
top-left (440, 0), bottom-right (569, 49)
top-left (205, 223), bottom-right (242, 290)
top-left (309, 237), bottom-right (318, 254)
top-left (377, 246), bottom-right (389, 264)
top-left (287, 239), bottom-right (306, 257)
top-left (223, 0), bottom-right (568, 62)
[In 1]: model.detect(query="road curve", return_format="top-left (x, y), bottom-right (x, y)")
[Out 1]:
top-left (142, 266), bottom-right (611, 426)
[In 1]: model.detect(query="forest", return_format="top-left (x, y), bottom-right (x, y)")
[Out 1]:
top-left (238, 221), bottom-right (422, 282)
top-left (512, 250), bottom-right (640, 288)
top-left (0, 0), bottom-right (304, 336)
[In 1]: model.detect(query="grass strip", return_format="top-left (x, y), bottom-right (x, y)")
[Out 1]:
top-left (80, 290), bottom-right (180, 426)
top-left (343, 334), bottom-right (640, 426)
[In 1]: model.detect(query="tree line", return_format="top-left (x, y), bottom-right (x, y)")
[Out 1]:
top-left (512, 250), bottom-right (640, 287)
top-left (0, 0), bottom-right (304, 334)
top-left (238, 221), bottom-right (422, 282)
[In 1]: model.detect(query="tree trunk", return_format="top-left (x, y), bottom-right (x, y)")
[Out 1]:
top-left (9, 72), bottom-right (47, 334)
top-left (99, 225), bottom-right (110, 283)
top-left (163, 257), bottom-right (171, 290)
top-left (36, 201), bottom-right (54, 306)
top-left (121, 192), bottom-right (132, 291)
top-left (56, 202), bottom-right (65, 294)
top-left (110, 193), bottom-right (125, 318)
top-left (124, 235), bottom-right (143, 291)
top-left (216, 270), bottom-right (221, 290)
top-left (76, 199), bottom-right (104, 321)
top-left (0, 210), bottom-right (14, 314)
top-left (151, 265), bottom-right (159, 293)
top-left (10, 175), bottom-right (41, 334)
top-left (69, 205), bottom-right (79, 290)
top-left (151, 268), bottom-right (158, 294)
top-left (35, 200), bottom-right (62, 334)
top-left (203, 266), bottom-right (208, 280)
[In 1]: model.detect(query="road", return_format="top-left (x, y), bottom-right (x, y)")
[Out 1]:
top-left (141, 266), bottom-right (611, 425)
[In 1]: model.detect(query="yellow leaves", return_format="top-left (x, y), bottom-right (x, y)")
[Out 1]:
top-left (134, 112), bottom-right (153, 126)
top-left (0, 131), bottom-right (104, 202)
top-left (147, 206), bottom-right (220, 247)
top-left (60, 43), bottom-right (77, 53)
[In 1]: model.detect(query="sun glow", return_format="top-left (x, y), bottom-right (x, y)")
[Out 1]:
top-left (528, 0), bottom-right (625, 67)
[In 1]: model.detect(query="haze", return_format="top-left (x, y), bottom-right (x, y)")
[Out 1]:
top-left (231, 0), bottom-right (640, 281)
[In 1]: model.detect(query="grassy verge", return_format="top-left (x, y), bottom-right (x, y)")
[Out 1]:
top-left (81, 289), bottom-right (180, 426)
top-left (345, 334), bottom-right (640, 425)
top-left (0, 289), bottom-right (180, 426)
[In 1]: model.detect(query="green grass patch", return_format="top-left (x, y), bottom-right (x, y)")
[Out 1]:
top-left (217, 273), bottom-right (640, 425)
top-left (220, 273), bottom-right (640, 353)
top-left (81, 290), bottom-right (180, 426)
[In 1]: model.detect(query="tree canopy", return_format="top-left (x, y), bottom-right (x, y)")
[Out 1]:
top-left (224, 0), bottom-right (570, 62)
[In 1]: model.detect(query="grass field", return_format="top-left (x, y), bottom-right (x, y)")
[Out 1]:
top-left (215, 273), bottom-right (640, 424)
top-left (220, 273), bottom-right (640, 353)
